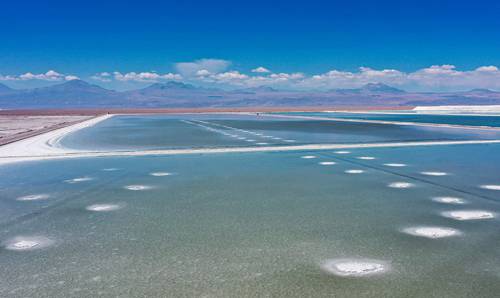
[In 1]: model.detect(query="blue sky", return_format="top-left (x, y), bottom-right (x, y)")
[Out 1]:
top-left (1, 0), bottom-right (500, 91)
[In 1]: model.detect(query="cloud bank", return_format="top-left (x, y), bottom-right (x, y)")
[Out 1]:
top-left (0, 70), bottom-right (79, 82)
top-left (88, 63), bottom-right (500, 91)
top-left (2, 60), bottom-right (500, 92)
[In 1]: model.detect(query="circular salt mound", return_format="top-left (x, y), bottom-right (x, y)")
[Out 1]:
top-left (150, 172), bottom-right (172, 177)
top-left (432, 197), bottom-right (466, 204)
top-left (384, 163), bottom-right (407, 167)
top-left (16, 194), bottom-right (49, 201)
top-left (301, 155), bottom-right (317, 159)
top-left (421, 171), bottom-right (448, 176)
top-left (441, 210), bottom-right (495, 221)
top-left (86, 204), bottom-right (121, 212)
top-left (480, 184), bottom-right (500, 191)
top-left (319, 161), bottom-right (336, 165)
top-left (124, 185), bottom-right (150, 191)
top-left (4, 236), bottom-right (54, 251)
top-left (345, 169), bottom-right (364, 174)
top-left (321, 259), bottom-right (389, 277)
top-left (388, 182), bottom-right (415, 188)
top-left (334, 151), bottom-right (350, 154)
top-left (402, 226), bottom-right (461, 238)
top-left (357, 156), bottom-right (375, 160)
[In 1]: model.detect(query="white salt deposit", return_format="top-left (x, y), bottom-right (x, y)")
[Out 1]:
top-left (334, 151), bottom-right (351, 154)
top-left (388, 182), bottom-right (415, 188)
top-left (480, 185), bottom-right (500, 191)
top-left (64, 177), bottom-right (93, 184)
top-left (421, 171), bottom-right (448, 176)
top-left (150, 172), bottom-right (172, 177)
top-left (319, 161), bottom-right (336, 165)
top-left (301, 155), bottom-right (317, 159)
top-left (432, 197), bottom-right (466, 204)
top-left (283, 139), bottom-right (296, 142)
top-left (321, 259), bottom-right (389, 277)
top-left (4, 236), bottom-right (54, 251)
top-left (345, 169), bottom-right (365, 174)
top-left (124, 185), bottom-right (151, 191)
top-left (16, 194), bottom-right (50, 201)
top-left (384, 163), bottom-right (407, 167)
top-left (441, 210), bottom-right (495, 220)
top-left (402, 226), bottom-right (461, 238)
top-left (86, 204), bottom-right (122, 212)
top-left (256, 142), bottom-right (269, 145)
top-left (357, 156), bottom-right (376, 160)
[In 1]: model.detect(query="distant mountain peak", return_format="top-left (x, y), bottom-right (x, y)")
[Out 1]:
top-left (234, 86), bottom-right (278, 93)
top-left (468, 88), bottom-right (497, 93)
top-left (361, 83), bottom-right (405, 93)
top-left (146, 81), bottom-right (197, 90)
top-left (0, 82), bottom-right (13, 92)
top-left (333, 83), bottom-right (405, 94)
top-left (46, 79), bottom-right (110, 92)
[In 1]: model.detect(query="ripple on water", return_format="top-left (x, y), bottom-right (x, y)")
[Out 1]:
top-left (441, 210), bottom-right (495, 221)
top-left (357, 156), bottom-right (376, 160)
top-left (402, 226), bottom-right (461, 238)
top-left (150, 172), bottom-right (172, 177)
top-left (64, 177), bottom-right (93, 184)
top-left (384, 163), bottom-right (407, 167)
top-left (421, 171), bottom-right (448, 176)
top-left (16, 194), bottom-right (50, 201)
top-left (388, 182), bottom-right (415, 189)
top-left (321, 258), bottom-right (390, 277)
top-left (319, 161), bottom-right (336, 165)
top-left (86, 203), bottom-right (123, 212)
top-left (345, 169), bottom-right (365, 174)
top-left (480, 185), bottom-right (500, 191)
top-left (124, 185), bottom-right (151, 191)
top-left (301, 155), bottom-right (317, 159)
top-left (432, 197), bottom-right (467, 204)
top-left (4, 236), bottom-right (55, 251)
top-left (334, 151), bottom-right (351, 154)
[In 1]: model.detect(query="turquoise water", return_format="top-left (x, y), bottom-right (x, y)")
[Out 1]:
top-left (60, 114), bottom-right (500, 151)
top-left (1, 143), bottom-right (500, 297)
top-left (272, 112), bottom-right (500, 127)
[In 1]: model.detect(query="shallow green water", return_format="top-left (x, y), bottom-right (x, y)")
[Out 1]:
top-left (1, 144), bottom-right (500, 297)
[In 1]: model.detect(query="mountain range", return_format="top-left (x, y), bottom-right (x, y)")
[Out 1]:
top-left (1, 80), bottom-right (500, 108)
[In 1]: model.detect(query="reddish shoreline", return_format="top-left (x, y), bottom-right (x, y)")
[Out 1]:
top-left (0, 106), bottom-right (413, 116)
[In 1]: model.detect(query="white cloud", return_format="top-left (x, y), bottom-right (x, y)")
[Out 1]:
top-left (91, 71), bottom-right (182, 82)
top-left (175, 59), bottom-right (231, 77)
top-left (195, 69), bottom-right (211, 77)
top-left (3, 64), bottom-right (500, 91)
top-left (0, 70), bottom-right (78, 82)
top-left (64, 75), bottom-right (80, 81)
top-left (251, 66), bottom-right (271, 73)
top-left (475, 65), bottom-right (498, 72)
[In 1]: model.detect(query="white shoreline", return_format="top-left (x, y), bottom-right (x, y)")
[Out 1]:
top-left (0, 114), bottom-right (112, 157)
top-left (2, 138), bottom-right (500, 165)
top-left (262, 113), bottom-right (500, 131)
top-left (2, 113), bottom-right (500, 165)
